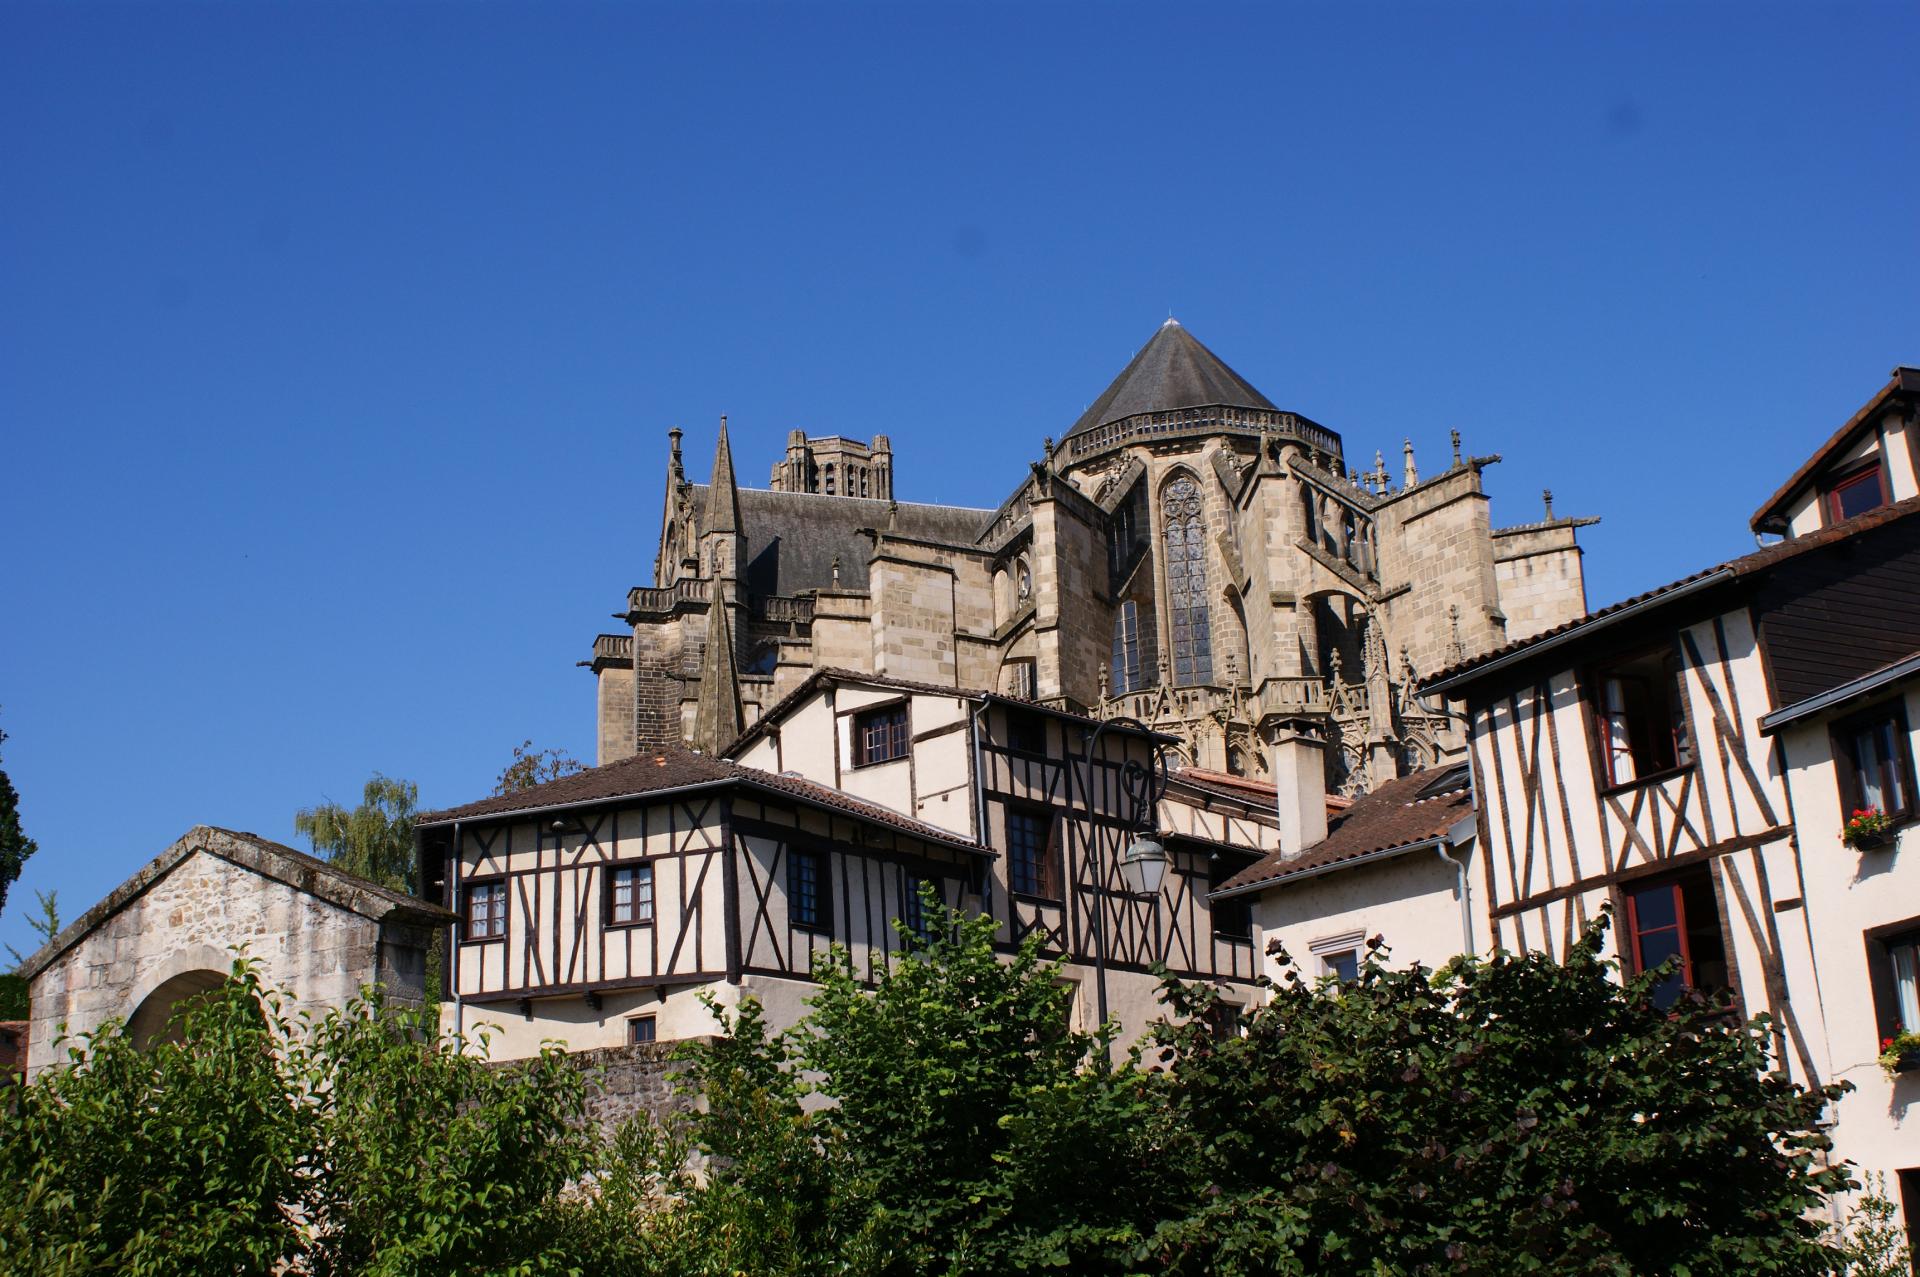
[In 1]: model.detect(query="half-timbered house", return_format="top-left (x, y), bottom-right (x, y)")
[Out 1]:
top-left (1419, 365), bottom-right (1920, 1225)
top-left (418, 669), bottom-right (1280, 1057)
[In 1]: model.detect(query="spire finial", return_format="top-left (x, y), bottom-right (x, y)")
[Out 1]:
top-left (1402, 438), bottom-right (1418, 488)
top-left (1543, 488), bottom-right (1555, 520)
top-left (1450, 428), bottom-right (1462, 467)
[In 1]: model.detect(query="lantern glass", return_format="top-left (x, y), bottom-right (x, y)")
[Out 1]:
top-left (1120, 834), bottom-right (1169, 895)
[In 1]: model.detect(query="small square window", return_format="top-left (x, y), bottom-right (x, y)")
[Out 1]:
top-left (607, 864), bottom-right (655, 927)
top-left (627, 1015), bottom-right (657, 1044)
top-left (1833, 703), bottom-right (1915, 827)
top-left (1591, 645), bottom-right (1695, 788)
top-left (1321, 949), bottom-right (1359, 983)
top-left (1825, 462), bottom-right (1886, 524)
top-left (1006, 710), bottom-right (1047, 755)
top-left (464, 880), bottom-right (507, 940)
top-left (852, 704), bottom-right (910, 767)
top-left (790, 848), bottom-right (830, 931)
top-left (1007, 809), bottom-right (1060, 899)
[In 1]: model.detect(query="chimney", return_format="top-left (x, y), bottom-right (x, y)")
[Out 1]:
top-left (1270, 722), bottom-right (1329, 857)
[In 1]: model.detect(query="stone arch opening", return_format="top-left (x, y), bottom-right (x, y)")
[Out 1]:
top-left (127, 968), bottom-right (231, 1050)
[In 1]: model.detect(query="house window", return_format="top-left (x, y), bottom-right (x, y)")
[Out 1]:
top-left (901, 873), bottom-right (934, 944)
top-left (789, 847), bottom-right (830, 931)
top-left (1211, 862), bottom-right (1252, 942)
top-left (627, 1015), bottom-right (657, 1044)
top-left (852, 703), bottom-right (909, 767)
top-left (463, 880), bottom-right (507, 940)
top-left (1111, 600), bottom-right (1143, 695)
top-left (1321, 949), bottom-right (1359, 982)
top-left (1834, 703), bottom-right (1915, 825)
top-left (1006, 709), bottom-right (1046, 755)
top-left (1201, 1000), bottom-right (1245, 1040)
top-left (606, 864), bottom-right (654, 927)
top-left (1163, 476), bottom-right (1215, 686)
top-left (1006, 809), bottom-right (1059, 899)
top-left (1591, 645), bottom-right (1695, 787)
top-left (1624, 864), bottom-right (1730, 1010)
top-left (1825, 461), bottom-right (1886, 523)
top-left (1867, 927), bottom-right (1920, 1045)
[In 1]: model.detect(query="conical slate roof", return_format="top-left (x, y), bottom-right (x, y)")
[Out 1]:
top-left (1066, 319), bottom-right (1276, 438)
top-left (707, 417), bottom-right (743, 534)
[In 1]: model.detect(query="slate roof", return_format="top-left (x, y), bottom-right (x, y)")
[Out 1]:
top-left (1422, 493), bottom-right (1920, 695)
top-left (1213, 768), bottom-right (1474, 897)
top-left (18, 826), bottom-right (454, 983)
top-left (687, 485), bottom-right (994, 595)
top-left (417, 745), bottom-right (989, 852)
top-left (1750, 366), bottom-right (1920, 534)
top-left (1066, 319), bottom-right (1278, 439)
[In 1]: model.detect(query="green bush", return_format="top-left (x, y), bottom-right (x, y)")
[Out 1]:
top-left (0, 905), bottom-right (1865, 1276)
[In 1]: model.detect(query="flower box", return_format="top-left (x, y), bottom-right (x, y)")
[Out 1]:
top-left (1843, 807), bottom-right (1894, 850)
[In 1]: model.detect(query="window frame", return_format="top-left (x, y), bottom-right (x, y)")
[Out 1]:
top-left (1005, 805), bottom-right (1062, 902)
top-left (1823, 459), bottom-right (1887, 525)
top-left (1620, 862), bottom-right (1733, 1009)
top-left (850, 700), bottom-right (911, 769)
top-left (1831, 700), bottom-right (1917, 829)
top-left (461, 877), bottom-right (509, 942)
top-left (788, 846), bottom-right (832, 933)
top-left (1865, 922), bottom-right (1920, 1045)
top-left (603, 860), bottom-right (657, 929)
top-left (1005, 708), bottom-right (1048, 757)
top-left (627, 1014), bottom-right (657, 1044)
top-left (1210, 859), bottom-right (1254, 944)
top-left (1586, 642), bottom-right (1697, 793)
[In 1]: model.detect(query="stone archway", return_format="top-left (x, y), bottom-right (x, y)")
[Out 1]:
top-left (127, 967), bottom-right (231, 1049)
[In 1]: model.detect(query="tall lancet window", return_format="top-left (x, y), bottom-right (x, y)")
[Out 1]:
top-left (1110, 601), bottom-right (1142, 694)
top-left (1163, 476), bottom-right (1214, 686)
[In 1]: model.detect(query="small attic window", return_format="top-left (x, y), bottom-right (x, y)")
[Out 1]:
top-left (1825, 461), bottom-right (1886, 524)
top-left (1415, 763), bottom-right (1471, 800)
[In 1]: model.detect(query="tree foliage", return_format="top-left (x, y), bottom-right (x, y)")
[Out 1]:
top-left (494, 741), bottom-right (586, 796)
top-left (295, 774), bottom-right (419, 895)
top-left (1, 961), bottom-right (592, 1276)
top-left (0, 903), bottom-right (1868, 1276)
top-left (0, 716), bottom-right (39, 919)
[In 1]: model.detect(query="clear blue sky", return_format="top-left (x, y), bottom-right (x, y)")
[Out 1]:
top-left (3, 1), bottom-right (1916, 956)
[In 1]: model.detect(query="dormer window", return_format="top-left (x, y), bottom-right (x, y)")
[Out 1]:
top-left (1825, 461), bottom-right (1886, 523)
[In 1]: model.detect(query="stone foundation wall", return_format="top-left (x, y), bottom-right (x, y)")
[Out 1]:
top-left (553, 1039), bottom-right (706, 1132)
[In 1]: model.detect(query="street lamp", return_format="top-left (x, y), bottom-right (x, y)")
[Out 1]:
top-left (1078, 715), bottom-right (1170, 1029)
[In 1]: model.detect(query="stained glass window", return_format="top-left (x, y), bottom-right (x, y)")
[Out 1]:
top-left (1163, 476), bottom-right (1214, 686)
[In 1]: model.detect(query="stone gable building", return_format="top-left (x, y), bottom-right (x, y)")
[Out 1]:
top-left (590, 320), bottom-right (1593, 799)
top-left (19, 825), bottom-right (451, 1077)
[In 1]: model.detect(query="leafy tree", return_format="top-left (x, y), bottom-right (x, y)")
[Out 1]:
top-left (0, 716), bottom-right (38, 918)
top-left (4, 889), bottom-right (59, 968)
top-left (295, 774), bottom-right (419, 895)
top-left (1831, 1172), bottom-right (1915, 1277)
top-left (1140, 921), bottom-right (1853, 1276)
top-left (494, 741), bottom-right (585, 795)
top-left (0, 959), bottom-right (594, 1276)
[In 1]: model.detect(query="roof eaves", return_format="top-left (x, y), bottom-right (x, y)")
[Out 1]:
top-left (1758, 649), bottom-right (1920, 735)
top-left (1422, 569), bottom-right (1737, 697)
top-left (1211, 835), bottom-right (1451, 900)
top-left (1750, 367), bottom-right (1920, 533)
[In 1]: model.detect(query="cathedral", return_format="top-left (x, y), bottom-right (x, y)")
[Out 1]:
top-left (588, 320), bottom-right (1593, 795)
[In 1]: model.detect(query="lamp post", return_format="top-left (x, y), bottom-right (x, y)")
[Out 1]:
top-left (1078, 715), bottom-right (1171, 1029)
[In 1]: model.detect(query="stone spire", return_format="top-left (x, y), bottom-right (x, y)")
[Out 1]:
top-left (692, 587), bottom-right (743, 752)
top-left (709, 415), bottom-right (743, 536)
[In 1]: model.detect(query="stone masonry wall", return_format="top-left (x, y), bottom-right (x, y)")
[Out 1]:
top-left (549, 1039), bottom-right (704, 1133)
top-left (28, 848), bottom-right (403, 1075)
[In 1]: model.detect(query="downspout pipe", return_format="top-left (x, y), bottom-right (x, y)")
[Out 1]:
top-left (1435, 840), bottom-right (1473, 959)
top-left (1415, 683), bottom-right (1478, 960)
top-left (450, 819), bottom-right (465, 1042)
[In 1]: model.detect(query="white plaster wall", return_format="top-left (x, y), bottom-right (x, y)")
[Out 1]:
top-left (1252, 846), bottom-right (1482, 987)
top-left (1778, 687), bottom-right (1920, 1192)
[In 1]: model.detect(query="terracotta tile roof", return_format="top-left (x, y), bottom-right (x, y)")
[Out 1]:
top-left (1213, 767), bottom-right (1473, 897)
top-left (1750, 366), bottom-right (1920, 534)
top-left (1422, 494), bottom-right (1920, 694)
top-left (418, 745), bottom-right (988, 852)
top-left (1171, 767), bottom-right (1350, 815)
